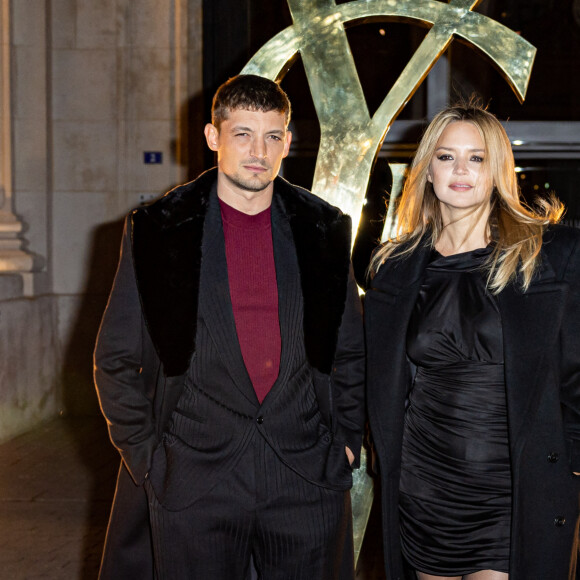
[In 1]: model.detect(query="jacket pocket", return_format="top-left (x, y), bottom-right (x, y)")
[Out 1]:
top-left (173, 406), bottom-right (206, 423)
top-left (310, 367), bottom-right (333, 431)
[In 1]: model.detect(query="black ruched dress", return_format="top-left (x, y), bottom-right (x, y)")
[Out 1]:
top-left (399, 247), bottom-right (511, 575)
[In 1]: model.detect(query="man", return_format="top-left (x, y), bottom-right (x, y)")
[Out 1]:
top-left (94, 74), bottom-right (365, 579)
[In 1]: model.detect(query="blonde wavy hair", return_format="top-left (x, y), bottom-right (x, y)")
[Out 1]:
top-left (370, 104), bottom-right (564, 293)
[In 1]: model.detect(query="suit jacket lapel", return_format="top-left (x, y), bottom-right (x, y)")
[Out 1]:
top-left (263, 192), bottom-right (303, 403)
top-left (198, 191), bottom-right (258, 405)
top-left (276, 177), bottom-right (352, 375)
top-left (365, 239), bottom-right (432, 443)
top-left (370, 238), bottom-right (433, 296)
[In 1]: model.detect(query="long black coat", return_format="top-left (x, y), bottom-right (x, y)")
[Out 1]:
top-left (365, 225), bottom-right (580, 580)
top-left (94, 169), bottom-right (365, 578)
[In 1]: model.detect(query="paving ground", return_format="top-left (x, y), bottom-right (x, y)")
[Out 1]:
top-left (0, 417), bottom-right (118, 580)
top-left (0, 417), bottom-right (385, 580)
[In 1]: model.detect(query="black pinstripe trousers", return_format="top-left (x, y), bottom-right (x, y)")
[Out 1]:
top-left (145, 435), bottom-right (354, 580)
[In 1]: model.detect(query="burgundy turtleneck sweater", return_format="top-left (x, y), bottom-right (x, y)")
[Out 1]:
top-left (219, 199), bottom-right (281, 403)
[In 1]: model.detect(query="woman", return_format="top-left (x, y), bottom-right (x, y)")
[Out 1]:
top-left (365, 104), bottom-right (580, 580)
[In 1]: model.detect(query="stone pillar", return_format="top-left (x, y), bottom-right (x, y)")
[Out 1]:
top-left (0, 0), bottom-right (33, 273)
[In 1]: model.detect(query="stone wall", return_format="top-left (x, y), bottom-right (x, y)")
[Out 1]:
top-left (0, 0), bottom-right (202, 441)
top-left (0, 278), bottom-right (60, 442)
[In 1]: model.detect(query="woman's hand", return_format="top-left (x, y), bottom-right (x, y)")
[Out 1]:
top-left (345, 446), bottom-right (355, 465)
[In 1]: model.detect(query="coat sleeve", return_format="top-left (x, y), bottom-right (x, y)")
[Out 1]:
top-left (94, 216), bottom-right (159, 485)
top-left (559, 232), bottom-right (580, 472)
top-left (331, 262), bottom-right (366, 467)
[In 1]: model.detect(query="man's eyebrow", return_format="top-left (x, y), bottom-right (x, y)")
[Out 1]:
top-left (230, 126), bottom-right (285, 135)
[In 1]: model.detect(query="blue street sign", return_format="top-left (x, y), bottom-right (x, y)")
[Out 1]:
top-left (144, 152), bottom-right (163, 164)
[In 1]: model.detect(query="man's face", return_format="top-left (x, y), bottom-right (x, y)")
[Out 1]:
top-left (204, 108), bottom-right (292, 210)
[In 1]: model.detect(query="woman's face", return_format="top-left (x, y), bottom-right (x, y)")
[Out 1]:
top-left (427, 121), bottom-right (493, 219)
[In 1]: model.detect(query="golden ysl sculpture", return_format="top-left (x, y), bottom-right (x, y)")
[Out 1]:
top-left (242, 0), bottom-right (536, 562)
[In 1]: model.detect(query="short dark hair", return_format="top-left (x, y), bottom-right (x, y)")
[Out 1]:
top-left (211, 74), bottom-right (291, 129)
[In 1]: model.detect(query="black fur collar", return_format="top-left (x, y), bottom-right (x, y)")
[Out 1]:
top-left (275, 177), bottom-right (351, 374)
top-left (132, 168), bottom-right (351, 377)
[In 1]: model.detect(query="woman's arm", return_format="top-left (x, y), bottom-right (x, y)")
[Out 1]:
top-left (559, 232), bottom-right (580, 473)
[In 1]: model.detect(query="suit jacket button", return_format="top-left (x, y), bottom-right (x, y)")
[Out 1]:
top-left (548, 452), bottom-right (560, 463)
top-left (256, 416), bottom-right (264, 425)
top-left (554, 516), bottom-right (566, 527)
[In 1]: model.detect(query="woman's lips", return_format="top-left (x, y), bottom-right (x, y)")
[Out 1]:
top-left (449, 183), bottom-right (472, 191)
